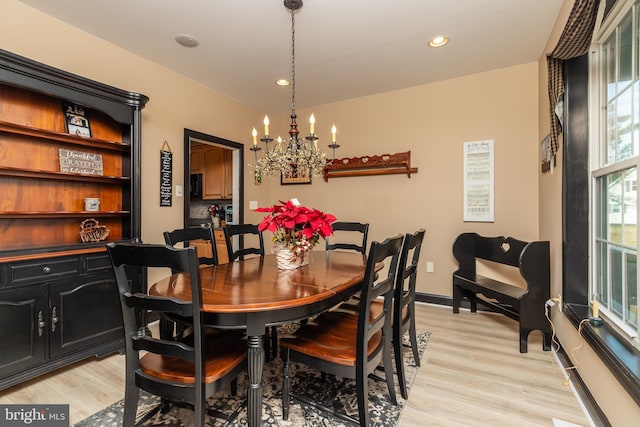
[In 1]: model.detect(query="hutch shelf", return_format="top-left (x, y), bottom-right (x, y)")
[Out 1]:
top-left (0, 48), bottom-right (148, 390)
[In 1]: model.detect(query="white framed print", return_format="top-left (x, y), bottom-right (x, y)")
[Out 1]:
top-left (463, 139), bottom-right (494, 222)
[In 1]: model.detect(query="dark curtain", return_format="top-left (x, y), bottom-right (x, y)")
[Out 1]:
top-left (547, 0), bottom-right (601, 159)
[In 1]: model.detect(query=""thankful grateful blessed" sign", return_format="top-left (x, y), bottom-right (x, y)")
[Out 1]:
top-left (59, 149), bottom-right (103, 175)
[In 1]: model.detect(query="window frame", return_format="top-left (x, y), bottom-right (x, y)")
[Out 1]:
top-left (590, 0), bottom-right (640, 346)
top-left (561, 0), bottom-right (640, 405)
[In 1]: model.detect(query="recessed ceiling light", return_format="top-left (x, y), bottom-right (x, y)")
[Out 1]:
top-left (428, 36), bottom-right (449, 48)
top-left (175, 34), bottom-right (199, 48)
top-left (276, 79), bottom-right (290, 86)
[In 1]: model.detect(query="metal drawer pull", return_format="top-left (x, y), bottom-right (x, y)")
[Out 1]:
top-left (38, 311), bottom-right (46, 337)
top-left (51, 307), bottom-right (59, 332)
top-left (42, 266), bottom-right (51, 274)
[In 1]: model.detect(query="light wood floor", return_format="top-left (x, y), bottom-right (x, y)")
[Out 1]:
top-left (0, 303), bottom-right (593, 426)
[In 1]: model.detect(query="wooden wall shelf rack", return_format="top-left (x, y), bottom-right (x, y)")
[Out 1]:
top-left (0, 166), bottom-right (130, 183)
top-left (322, 151), bottom-right (418, 181)
top-left (0, 121), bottom-right (130, 152)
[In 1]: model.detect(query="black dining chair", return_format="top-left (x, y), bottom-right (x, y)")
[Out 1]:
top-left (388, 229), bottom-right (425, 398)
top-left (107, 242), bottom-right (247, 427)
top-left (223, 223), bottom-right (265, 261)
top-left (325, 221), bottom-right (369, 254)
top-left (162, 227), bottom-right (219, 339)
top-left (335, 229), bottom-right (425, 399)
top-left (223, 223), bottom-right (277, 358)
top-left (163, 226), bottom-right (219, 266)
top-left (280, 234), bottom-right (404, 427)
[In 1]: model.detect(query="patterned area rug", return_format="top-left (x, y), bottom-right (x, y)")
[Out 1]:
top-left (75, 329), bottom-right (429, 427)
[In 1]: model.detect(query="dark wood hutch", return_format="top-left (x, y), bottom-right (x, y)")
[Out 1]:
top-left (0, 49), bottom-right (148, 389)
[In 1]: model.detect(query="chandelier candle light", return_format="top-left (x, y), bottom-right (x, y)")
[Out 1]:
top-left (250, 0), bottom-right (340, 180)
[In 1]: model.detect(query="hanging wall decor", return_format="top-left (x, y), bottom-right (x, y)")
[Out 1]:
top-left (321, 151), bottom-right (417, 181)
top-left (160, 140), bottom-right (172, 207)
top-left (463, 139), bottom-right (494, 222)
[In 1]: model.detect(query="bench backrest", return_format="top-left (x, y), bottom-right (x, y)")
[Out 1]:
top-left (452, 233), bottom-right (550, 291)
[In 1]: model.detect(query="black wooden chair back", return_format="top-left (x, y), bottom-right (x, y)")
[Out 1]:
top-left (107, 242), bottom-right (246, 427)
top-left (163, 227), bottom-right (219, 266)
top-left (393, 228), bottom-right (425, 399)
top-left (325, 221), bottom-right (369, 254)
top-left (223, 223), bottom-right (277, 357)
top-left (280, 234), bottom-right (404, 427)
top-left (223, 224), bottom-right (264, 261)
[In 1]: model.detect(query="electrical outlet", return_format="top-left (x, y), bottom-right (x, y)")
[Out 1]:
top-left (426, 261), bottom-right (434, 273)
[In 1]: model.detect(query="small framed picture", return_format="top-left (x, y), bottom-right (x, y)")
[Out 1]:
top-left (63, 101), bottom-right (91, 137)
top-left (281, 164), bottom-right (312, 185)
top-left (541, 134), bottom-right (552, 173)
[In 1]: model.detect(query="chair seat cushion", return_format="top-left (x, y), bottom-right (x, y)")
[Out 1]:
top-left (335, 299), bottom-right (408, 325)
top-left (280, 311), bottom-right (382, 366)
top-left (139, 328), bottom-right (246, 384)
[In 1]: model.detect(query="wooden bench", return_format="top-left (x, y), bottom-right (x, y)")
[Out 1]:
top-left (452, 233), bottom-right (552, 353)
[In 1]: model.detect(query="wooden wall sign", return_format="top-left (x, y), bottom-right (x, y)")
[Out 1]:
top-left (160, 141), bottom-right (172, 207)
top-left (58, 149), bottom-right (103, 175)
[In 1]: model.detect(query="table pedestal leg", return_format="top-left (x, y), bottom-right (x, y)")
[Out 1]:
top-left (247, 334), bottom-right (264, 427)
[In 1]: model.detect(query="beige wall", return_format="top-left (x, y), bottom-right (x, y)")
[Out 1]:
top-left (250, 64), bottom-right (542, 297)
top-left (0, 0), bottom-right (265, 252)
top-left (538, 0), bottom-right (640, 424)
top-left (7, 0), bottom-right (637, 422)
top-left (2, 1), bottom-right (540, 298)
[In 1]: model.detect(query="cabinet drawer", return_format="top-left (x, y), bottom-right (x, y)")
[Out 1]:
top-left (9, 258), bottom-right (80, 285)
top-left (86, 254), bottom-right (113, 272)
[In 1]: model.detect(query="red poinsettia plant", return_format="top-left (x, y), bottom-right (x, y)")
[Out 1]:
top-left (256, 199), bottom-right (336, 260)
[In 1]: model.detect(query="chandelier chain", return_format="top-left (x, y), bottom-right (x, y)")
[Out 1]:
top-left (290, 6), bottom-right (296, 114)
top-left (250, 0), bottom-right (336, 180)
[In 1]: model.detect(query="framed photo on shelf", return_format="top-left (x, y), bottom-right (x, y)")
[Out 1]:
top-left (63, 101), bottom-right (91, 137)
top-left (281, 164), bottom-right (312, 185)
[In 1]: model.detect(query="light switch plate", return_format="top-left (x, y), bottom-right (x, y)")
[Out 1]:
top-left (175, 185), bottom-right (183, 197)
top-left (249, 200), bottom-right (258, 210)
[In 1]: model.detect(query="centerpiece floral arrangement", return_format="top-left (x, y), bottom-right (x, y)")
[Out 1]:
top-left (208, 204), bottom-right (221, 217)
top-left (256, 199), bottom-right (336, 268)
top-left (208, 204), bottom-right (222, 227)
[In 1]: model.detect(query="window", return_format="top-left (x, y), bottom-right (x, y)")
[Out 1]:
top-left (592, 0), bottom-right (640, 342)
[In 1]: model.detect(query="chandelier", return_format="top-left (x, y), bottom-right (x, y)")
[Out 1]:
top-left (250, 0), bottom-right (339, 180)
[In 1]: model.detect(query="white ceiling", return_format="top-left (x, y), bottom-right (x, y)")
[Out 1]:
top-left (18, 0), bottom-right (564, 112)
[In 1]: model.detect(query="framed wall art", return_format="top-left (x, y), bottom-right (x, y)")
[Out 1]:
top-left (463, 139), bottom-right (494, 222)
top-left (281, 164), bottom-right (312, 185)
top-left (541, 134), bottom-right (553, 173)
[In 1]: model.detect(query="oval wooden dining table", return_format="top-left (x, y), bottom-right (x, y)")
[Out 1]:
top-left (149, 250), bottom-right (369, 427)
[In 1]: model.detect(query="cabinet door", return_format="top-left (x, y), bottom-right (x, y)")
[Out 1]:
top-left (191, 240), bottom-right (213, 259)
top-left (0, 285), bottom-right (47, 379)
top-left (202, 147), bottom-right (225, 199)
top-left (48, 273), bottom-right (123, 359)
top-left (223, 149), bottom-right (233, 198)
top-left (214, 229), bottom-right (229, 264)
top-left (190, 148), bottom-right (203, 173)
